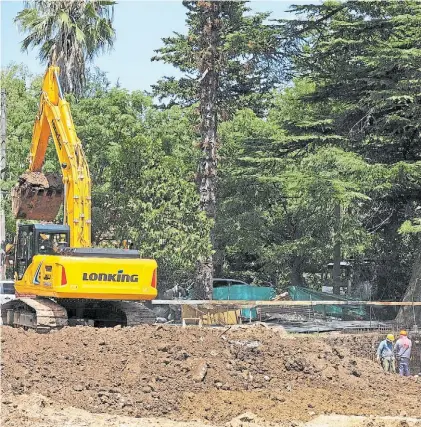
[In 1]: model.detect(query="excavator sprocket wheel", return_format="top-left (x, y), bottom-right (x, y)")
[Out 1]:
top-left (11, 172), bottom-right (64, 221)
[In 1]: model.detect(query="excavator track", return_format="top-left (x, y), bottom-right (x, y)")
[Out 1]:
top-left (1, 297), bottom-right (68, 333)
top-left (1, 298), bottom-right (156, 332)
top-left (110, 301), bottom-right (156, 325)
top-left (61, 300), bottom-right (157, 327)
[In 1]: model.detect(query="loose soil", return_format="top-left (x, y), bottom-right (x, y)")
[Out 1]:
top-left (2, 394), bottom-right (421, 427)
top-left (1, 324), bottom-right (420, 426)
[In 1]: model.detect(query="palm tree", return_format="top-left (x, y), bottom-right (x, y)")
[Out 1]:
top-left (15, 0), bottom-right (116, 96)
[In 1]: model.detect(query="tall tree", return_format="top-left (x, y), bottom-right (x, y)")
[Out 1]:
top-left (152, 0), bottom-right (287, 298)
top-left (193, 1), bottom-right (221, 298)
top-left (15, 0), bottom-right (116, 96)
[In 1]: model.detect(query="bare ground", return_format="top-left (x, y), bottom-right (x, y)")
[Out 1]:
top-left (2, 393), bottom-right (421, 427)
top-left (1, 324), bottom-right (420, 426)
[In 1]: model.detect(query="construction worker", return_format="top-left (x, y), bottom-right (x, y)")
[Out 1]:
top-left (394, 330), bottom-right (412, 377)
top-left (376, 334), bottom-right (395, 373)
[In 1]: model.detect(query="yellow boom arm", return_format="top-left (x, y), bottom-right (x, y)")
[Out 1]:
top-left (29, 66), bottom-right (91, 248)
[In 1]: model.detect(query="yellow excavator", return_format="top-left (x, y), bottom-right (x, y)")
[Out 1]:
top-left (1, 66), bottom-right (157, 331)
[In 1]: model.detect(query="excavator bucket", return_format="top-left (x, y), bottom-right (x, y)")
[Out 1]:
top-left (11, 172), bottom-right (64, 221)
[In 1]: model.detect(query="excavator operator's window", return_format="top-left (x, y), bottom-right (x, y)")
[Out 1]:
top-left (38, 233), bottom-right (68, 255)
top-left (16, 229), bottom-right (33, 280)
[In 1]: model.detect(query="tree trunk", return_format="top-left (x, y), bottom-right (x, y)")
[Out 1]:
top-left (213, 243), bottom-right (224, 278)
top-left (396, 244), bottom-right (421, 327)
top-left (290, 257), bottom-right (304, 287)
top-left (332, 203), bottom-right (341, 295)
top-left (194, 2), bottom-right (221, 300)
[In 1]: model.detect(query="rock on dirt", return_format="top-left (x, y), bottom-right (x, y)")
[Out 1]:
top-left (191, 359), bottom-right (208, 382)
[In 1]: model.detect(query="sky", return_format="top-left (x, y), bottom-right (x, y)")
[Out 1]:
top-left (0, 0), bottom-right (313, 92)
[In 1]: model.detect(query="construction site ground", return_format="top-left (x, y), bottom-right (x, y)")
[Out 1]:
top-left (1, 324), bottom-right (420, 427)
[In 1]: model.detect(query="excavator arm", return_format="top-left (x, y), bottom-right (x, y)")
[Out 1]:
top-left (12, 66), bottom-right (91, 248)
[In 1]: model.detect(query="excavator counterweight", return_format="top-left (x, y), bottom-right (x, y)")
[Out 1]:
top-left (12, 172), bottom-right (63, 221)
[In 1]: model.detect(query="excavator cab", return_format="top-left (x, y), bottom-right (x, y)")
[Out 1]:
top-left (14, 224), bottom-right (70, 280)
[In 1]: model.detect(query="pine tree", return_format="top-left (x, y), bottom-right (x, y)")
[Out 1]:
top-left (152, 1), bottom-right (287, 298)
top-left (283, 1), bottom-right (421, 301)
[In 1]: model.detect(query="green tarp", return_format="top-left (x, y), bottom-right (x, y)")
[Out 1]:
top-left (213, 285), bottom-right (275, 320)
top-left (288, 286), bottom-right (369, 320)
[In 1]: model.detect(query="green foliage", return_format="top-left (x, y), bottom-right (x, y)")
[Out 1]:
top-left (275, 0), bottom-right (421, 297)
top-left (289, 1), bottom-right (421, 163)
top-left (1, 65), bottom-right (40, 240)
top-left (15, 0), bottom-right (116, 95)
top-left (217, 100), bottom-right (373, 287)
top-left (152, 1), bottom-right (292, 296)
top-left (399, 220), bottom-right (421, 234)
top-left (72, 82), bottom-right (212, 285)
top-left (3, 0), bottom-right (421, 301)
top-left (152, 1), bottom-right (287, 117)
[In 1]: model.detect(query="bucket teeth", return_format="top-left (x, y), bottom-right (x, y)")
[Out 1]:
top-left (11, 172), bottom-right (64, 221)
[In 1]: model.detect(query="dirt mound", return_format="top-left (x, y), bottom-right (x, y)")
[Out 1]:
top-left (1, 325), bottom-right (420, 425)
